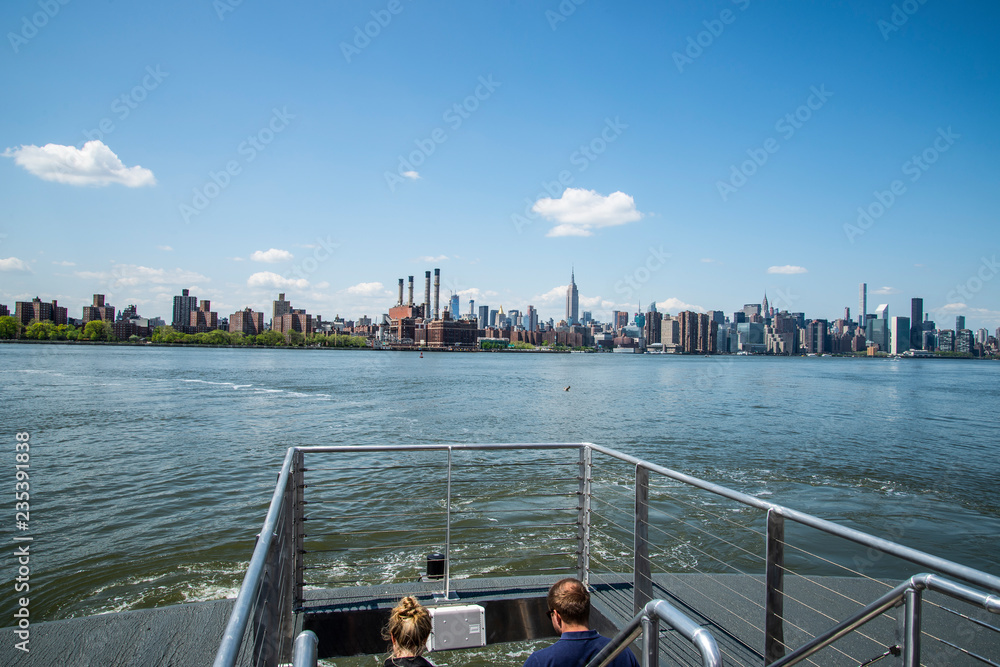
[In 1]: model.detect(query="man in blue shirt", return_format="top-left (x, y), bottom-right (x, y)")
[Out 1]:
top-left (524, 578), bottom-right (639, 667)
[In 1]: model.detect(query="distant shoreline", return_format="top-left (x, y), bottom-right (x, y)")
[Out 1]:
top-left (2, 338), bottom-right (993, 359)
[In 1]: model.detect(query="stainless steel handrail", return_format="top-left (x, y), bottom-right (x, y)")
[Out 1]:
top-left (584, 598), bottom-right (724, 667)
top-left (215, 442), bottom-right (1000, 666)
top-left (767, 573), bottom-right (1000, 667)
top-left (291, 630), bottom-right (319, 667)
top-left (584, 443), bottom-right (1000, 595)
top-left (213, 447), bottom-right (296, 667)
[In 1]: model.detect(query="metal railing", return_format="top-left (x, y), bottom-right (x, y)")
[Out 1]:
top-left (214, 443), bottom-right (1000, 667)
top-left (585, 598), bottom-right (724, 667)
top-left (213, 448), bottom-right (301, 667)
top-left (769, 573), bottom-right (1000, 667)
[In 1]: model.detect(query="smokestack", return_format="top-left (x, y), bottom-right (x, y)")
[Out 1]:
top-left (434, 268), bottom-right (440, 320)
top-left (398, 279), bottom-right (404, 306)
top-left (424, 271), bottom-right (431, 320)
top-left (408, 276), bottom-right (414, 306)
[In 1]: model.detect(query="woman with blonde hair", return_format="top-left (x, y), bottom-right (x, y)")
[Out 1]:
top-left (383, 596), bottom-right (434, 667)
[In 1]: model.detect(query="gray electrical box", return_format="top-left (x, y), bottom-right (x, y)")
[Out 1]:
top-left (426, 604), bottom-right (487, 652)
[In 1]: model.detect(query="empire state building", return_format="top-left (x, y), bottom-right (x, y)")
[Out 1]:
top-left (566, 269), bottom-right (579, 325)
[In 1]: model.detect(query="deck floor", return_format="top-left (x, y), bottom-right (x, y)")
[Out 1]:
top-left (2, 574), bottom-right (997, 667)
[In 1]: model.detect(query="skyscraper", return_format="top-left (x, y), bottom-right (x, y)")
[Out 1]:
top-left (478, 305), bottom-right (489, 329)
top-left (858, 283), bottom-right (867, 328)
top-left (273, 293), bottom-right (291, 323)
top-left (172, 289), bottom-right (198, 329)
top-left (566, 269), bottom-right (579, 325)
top-left (449, 293), bottom-right (460, 319)
top-left (890, 317), bottom-right (911, 355)
top-left (956, 315), bottom-right (966, 331)
top-left (526, 305), bottom-right (538, 331)
top-left (910, 298), bottom-right (923, 349)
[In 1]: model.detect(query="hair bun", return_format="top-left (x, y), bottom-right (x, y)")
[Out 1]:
top-left (397, 596), bottom-right (421, 617)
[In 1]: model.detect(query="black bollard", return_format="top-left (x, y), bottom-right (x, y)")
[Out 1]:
top-left (426, 552), bottom-right (446, 580)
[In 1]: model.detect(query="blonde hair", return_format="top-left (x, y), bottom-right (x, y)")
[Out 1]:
top-left (384, 596), bottom-right (432, 657)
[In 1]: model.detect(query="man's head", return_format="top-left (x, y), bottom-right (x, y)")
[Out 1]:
top-left (547, 578), bottom-right (591, 628)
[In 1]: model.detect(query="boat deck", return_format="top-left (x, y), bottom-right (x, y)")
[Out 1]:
top-left (7, 573), bottom-right (994, 667)
top-left (0, 599), bottom-right (233, 667)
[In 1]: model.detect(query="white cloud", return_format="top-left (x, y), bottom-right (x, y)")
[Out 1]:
top-left (344, 282), bottom-right (385, 296)
top-left (767, 265), bottom-right (808, 275)
top-left (532, 285), bottom-right (569, 303)
top-left (3, 140), bottom-right (155, 187)
top-left (580, 295), bottom-right (615, 310)
top-left (700, 258), bottom-right (719, 264)
top-left (53, 260), bottom-right (76, 267)
top-left (0, 257), bottom-right (31, 273)
top-left (932, 303), bottom-right (1000, 323)
top-left (403, 171), bottom-right (420, 180)
top-left (315, 281), bottom-right (330, 289)
top-left (158, 245), bottom-right (173, 252)
top-left (417, 255), bottom-right (449, 262)
top-left (936, 302), bottom-right (967, 313)
top-left (872, 286), bottom-right (900, 295)
top-left (247, 272), bottom-right (309, 290)
top-left (251, 248), bottom-right (294, 263)
top-left (76, 264), bottom-right (208, 288)
top-left (655, 297), bottom-right (706, 313)
top-left (533, 188), bottom-right (644, 237)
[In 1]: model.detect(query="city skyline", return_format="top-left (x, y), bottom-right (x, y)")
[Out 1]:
top-left (6, 275), bottom-right (999, 343)
top-left (2, 3), bottom-right (998, 330)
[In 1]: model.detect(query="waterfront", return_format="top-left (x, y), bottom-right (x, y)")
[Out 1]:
top-left (3, 345), bottom-right (999, 633)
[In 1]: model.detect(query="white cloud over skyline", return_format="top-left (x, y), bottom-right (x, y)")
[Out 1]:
top-left (655, 297), bottom-right (706, 313)
top-left (247, 272), bottom-right (309, 290)
top-left (767, 265), bottom-right (808, 275)
top-left (251, 248), bottom-right (294, 263)
top-left (533, 188), bottom-right (644, 237)
top-left (0, 257), bottom-right (32, 273)
top-left (3, 140), bottom-right (156, 187)
top-left (344, 282), bottom-right (385, 296)
top-left (75, 264), bottom-right (208, 288)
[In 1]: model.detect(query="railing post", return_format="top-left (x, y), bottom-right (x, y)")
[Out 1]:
top-left (634, 465), bottom-right (651, 615)
top-left (292, 449), bottom-right (305, 611)
top-left (642, 611), bottom-right (659, 667)
top-left (435, 447), bottom-right (456, 601)
top-left (765, 508), bottom-right (785, 664)
top-left (577, 445), bottom-right (592, 587)
top-left (902, 586), bottom-right (922, 667)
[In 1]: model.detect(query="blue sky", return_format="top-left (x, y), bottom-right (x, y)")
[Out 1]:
top-left (2, 1), bottom-right (998, 330)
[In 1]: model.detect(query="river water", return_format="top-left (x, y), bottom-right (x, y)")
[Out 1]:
top-left (2, 345), bottom-right (999, 650)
